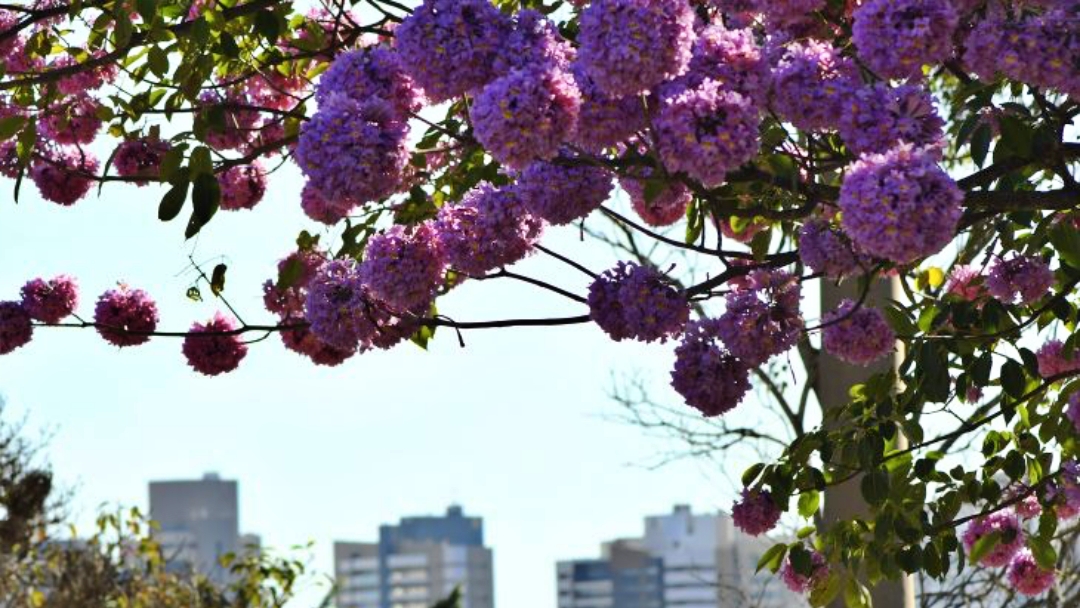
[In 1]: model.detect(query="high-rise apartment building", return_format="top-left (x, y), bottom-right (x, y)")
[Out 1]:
top-left (148, 472), bottom-right (259, 585)
top-left (557, 505), bottom-right (789, 608)
top-left (335, 505), bottom-right (495, 608)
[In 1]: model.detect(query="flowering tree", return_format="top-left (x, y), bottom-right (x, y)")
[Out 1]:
top-left (0, 0), bottom-right (1078, 605)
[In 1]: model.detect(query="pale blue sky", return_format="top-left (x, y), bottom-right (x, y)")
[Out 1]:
top-left (0, 158), bottom-right (792, 607)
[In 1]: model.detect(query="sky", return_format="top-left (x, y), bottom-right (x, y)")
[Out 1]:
top-left (0, 155), bottom-right (795, 607)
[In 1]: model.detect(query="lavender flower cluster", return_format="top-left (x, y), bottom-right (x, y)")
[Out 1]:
top-left (839, 144), bottom-right (962, 265)
top-left (588, 262), bottom-right (689, 343)
top-left (716, 270), bottom-right (803, 366)
top-left (821, 300), bottom-right (896, 367)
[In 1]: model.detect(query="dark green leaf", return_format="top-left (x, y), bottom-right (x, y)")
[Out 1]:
top-left (1050, 223), bottom-right (1080, 270)
top-left (970, 123), bottom-right (991, 168)
top-left (158, 180), bottom-right (188, 222)
top-left (254, 11), bottom-right (282, 43)
top-left (0, 114), bottom-right (24, 140)
top-left (860, 468), bottom-right (890, 505)
top-left (210, 264), bottom-right (227, 296)
top-left (1001, 360), bottom-right (1027, 399)
top-left (136, 0), bottom-right (157, 23)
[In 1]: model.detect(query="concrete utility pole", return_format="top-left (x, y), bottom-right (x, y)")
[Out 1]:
top-left (820, 278), bottom-right (916, 608)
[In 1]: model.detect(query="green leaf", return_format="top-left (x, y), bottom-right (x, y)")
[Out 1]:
top-left (1001, 360), bottom-right (1027, 399)
top-left (860, 468), bottom-right (890, 505)
top-left (798, 491), bottom-right (820, 518)
top-left (1050, 223), bottom-right (1080, 270)
top-left (147, 46), bottom-right (169, 78)
top-left (972, 351), bottom-right (992, 386)
top-left (0, 114), bottom-right (24, 140)
top-left (844, 577), bottom-right (870, 608)
top-left (158, 180), bottom-right (188, 222)
top-left (998, 115), bottom-right (1033, 158)
top-left (808, 570), bottom-right (842, 607)
top-left (1028, 537), bottom-right (1057, 570)
top-left (136, 0), bottom-right (157, 22)
top-left (756, 543), bottom-right (787, 573)
top-left (186, 172), bottom-right (220, 238)
top-left (189, 146), bottom-right (213, 176)
top-left (970, 123), bottom-right (991, 168)
top-left (210, 263), bottom-right (227, 296)
top-left (254, 10), bottom-right (282, 43)
top-left (789, 544), bottom-right (812, 576)
top-left (969, 531), bottom-right (1002, 565)
top-left (742, 463), bottom-right (765, 487)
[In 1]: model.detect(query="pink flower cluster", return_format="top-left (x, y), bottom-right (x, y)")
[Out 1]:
top-left (962, 511), bottom-right (1024, 568)
top-left (1035, 340), bottom-right (1080, 380)
top-left (93, 285), bottom-right (160, 348)
top-left (731, 489), bottom-right (781, 536)
top-left (182, 313), bottom-right (248, 376)
top-left (20, 275), bottom-right (78, 324)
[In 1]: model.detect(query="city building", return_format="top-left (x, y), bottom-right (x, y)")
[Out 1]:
top-left (148, 472), bottom-right (260, 585)
top-left (557, 505), bottom-right (790, 608)
top-left (335, 505), bottom-right (495, 608)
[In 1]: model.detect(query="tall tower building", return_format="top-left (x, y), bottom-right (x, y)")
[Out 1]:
top-left (335, 505), bottom-right (494, 608)
top-left (557, 505), bottom-right (789, 608)
top-left (148, 472), bottom-right (259, 585)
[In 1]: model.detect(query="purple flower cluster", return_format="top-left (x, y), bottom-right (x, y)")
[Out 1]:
top-left (758, 0), bottom-right (826, 32)
top-left (780, 550), bottom-right (829, 594)
top-left (852, 0), bottom-right (958, 80)
top-left (576, 0), bottom-right (696, 97)
top-left (1068, 392), bottom-right (1080, 434)
top-left (516, 160), bottom-right (613, 225)
top-left (964, 10), bottom-right (1080, 101)
top-left (360, 222), bottom-right (446, 313)
top-left (620, 171), bottom-right (692, 227)
top-left (94, 285), bottom-right (159, 348)
top-left (20, 275), bottom-right (78, 324)
top-left (394, 0), bottom-right (511, 102)
top-left (1008, 549), bottom-right (1056, 596)
top-left (670, 318), bottom-right (751, 417)
top-left (571, 67), bottom-right (646, 152)
top-left (0, 301), bottom-right (32, 355)
top-left (304, 259), bottom-right (395, 351)
top-left (947, 264), bottom-right (984, 301)
top-left (838, 83), bottom-right (945, 156)
top-left (731, 489), bottom-right (782, 536)
top-left (30, 149), bottom-right (99, 207)
top-left (219, 163), bottom-right (267, 211)
top-left (654, 80), bottom-right (759, 187)
top-left (113, 138), bottom-right (171, 186)
top-left (470, 66), bottom-right (581, 170)
top-left (822, 300), bottom-right (896, 366)
top-left (315, 47), bottom-right (423, 119)
top-left (799, 217), bottom-right (869, 279)
top-left (769, 40), bottom-right (858, 132)
top-left (717, 270), bottom-right (803, 366)
top-left (986, 254), bottom-right (1054, 306)
top-left (962, 511), bottom-right (1025, 567)
top-left (587, 262), bottom-right (689, 343)
top-left (435, 182), bottom-right (544, 275)
top-left (682, 25), bottom-right (769, 106)
top-left (41, 97), bottom-right (102, 145)
top-left (182, 313), bottom-right (249, 376)
top-left (495, 9), bottom-right (575, 75)
top-left (1035, 340), bottom-right (1080, 379)
top-left (296, 94), bottom-right (409, 206)
top-left (839, 144), bottom-right (962, 265)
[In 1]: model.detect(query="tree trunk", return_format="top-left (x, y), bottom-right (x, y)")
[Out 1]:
top-left (820, 278), bottom-right (915, 608)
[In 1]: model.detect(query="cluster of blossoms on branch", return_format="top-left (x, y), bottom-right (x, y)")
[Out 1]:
top-left (1, 0), bottom-right (1079, 602)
